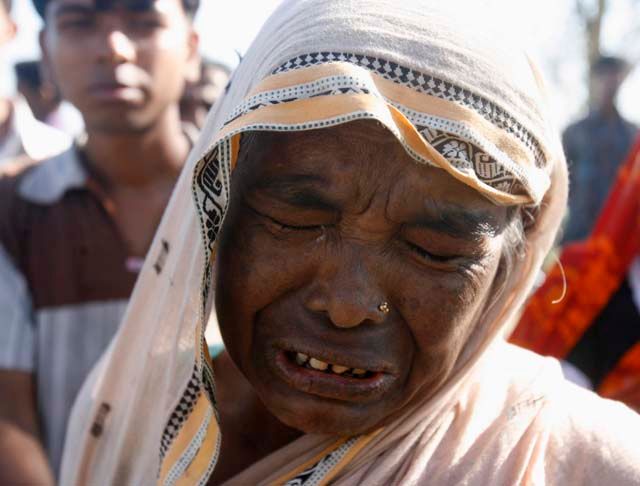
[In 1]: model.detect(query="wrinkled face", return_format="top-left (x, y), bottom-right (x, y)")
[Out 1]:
top-left (215, 121), bottom-right (511, 436)
top-left (41, 0), bottom-right (198, 133)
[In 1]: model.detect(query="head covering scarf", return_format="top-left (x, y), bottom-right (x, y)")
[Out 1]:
top-left (60, 1), bottom-right (640, 485)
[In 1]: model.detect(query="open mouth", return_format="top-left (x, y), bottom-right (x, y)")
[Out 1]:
top-left (270, 347), bottom-right (395, 402)
top-left (286, 351), bottom-right (376, 379)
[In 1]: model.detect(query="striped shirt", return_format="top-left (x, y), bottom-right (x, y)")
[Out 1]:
top-left (0, 147), bottom-right (142, 478)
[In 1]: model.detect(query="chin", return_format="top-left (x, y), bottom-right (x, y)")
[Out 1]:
top-left (258, 388), bottom-right (391, 437)
top-left (289, 414), bottom-right (376, 437)
top-left (86, 113), bottom-right (156, 135)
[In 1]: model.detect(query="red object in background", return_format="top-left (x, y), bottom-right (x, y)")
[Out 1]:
top-left (510, 135), bottom-right (640, 410)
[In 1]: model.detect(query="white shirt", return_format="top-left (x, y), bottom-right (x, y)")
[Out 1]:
top-left (0, 97), bottom-right (71, 165)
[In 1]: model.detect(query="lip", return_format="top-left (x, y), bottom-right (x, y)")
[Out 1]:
top-left (268, 344), bottom-right (398, 403)
top-left (87, 82), bottom-right (145, 103)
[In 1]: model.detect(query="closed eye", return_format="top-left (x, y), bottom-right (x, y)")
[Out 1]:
top-left (405, 240), bottom-right (459, 263)
top-left (249, 205), bottom-right (325, 232)
top-left (269, 217), bottom-right (324, 232)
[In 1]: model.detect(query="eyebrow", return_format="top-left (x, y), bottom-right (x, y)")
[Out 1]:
top-left (253, 173), bottom-right (338, 212)
top-left (408, 202), bottom-right (501, 241)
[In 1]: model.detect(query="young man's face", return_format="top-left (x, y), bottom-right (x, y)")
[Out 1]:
top-left (41, 0), bottom-right (199, 133)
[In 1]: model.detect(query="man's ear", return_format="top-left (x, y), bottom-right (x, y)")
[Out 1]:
top-left (184, 29), bottom-right (201, 84)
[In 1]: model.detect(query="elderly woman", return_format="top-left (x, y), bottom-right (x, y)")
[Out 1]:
top-left (61, 1), bottom-right (640, 485)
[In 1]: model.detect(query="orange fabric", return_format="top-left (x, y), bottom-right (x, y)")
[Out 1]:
top-left (599, 343), bottom-right (640, 412)
top-left (248, 62), bottom-right (539, 170)
top-left (510, 135), bottom-right (640, 408)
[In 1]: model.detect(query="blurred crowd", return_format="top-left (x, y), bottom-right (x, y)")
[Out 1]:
top-left (0, 0), bottom-right (637, 484)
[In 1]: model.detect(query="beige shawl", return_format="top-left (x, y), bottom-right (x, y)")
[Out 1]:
top-left (60, 1), bottom-right (640, 485)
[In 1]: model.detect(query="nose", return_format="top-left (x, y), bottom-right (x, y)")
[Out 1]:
top-left (97, 29), bottom-right (136, 64)
top-left (305, 252), bottom-right (388, 328)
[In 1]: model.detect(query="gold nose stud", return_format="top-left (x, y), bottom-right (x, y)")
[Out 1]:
top-left (378, 302), bottom-right (390, 314)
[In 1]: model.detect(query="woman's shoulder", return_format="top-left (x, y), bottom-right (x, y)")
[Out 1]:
top-left (493, 344), bottom-right (640, 483)
top-left (527, 354), bottom-right (640, 483)
top-left (546, 380), bottom-right (640, 464)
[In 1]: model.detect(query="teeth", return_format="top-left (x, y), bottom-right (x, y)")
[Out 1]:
top-left (292, 352), bottom-right (370, 377)
top-left (309, 358), bottom-right (329, 371)
top-left (331, 364), bottom-right (349, 374)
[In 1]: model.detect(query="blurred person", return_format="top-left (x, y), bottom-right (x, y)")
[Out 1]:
top-left (180, 58), bottom-right (230, 129)
top-left (512, 135), bottom-right (640, 411)
top-left (14, 60), bottom-right (60, 124)
top-left (0, 0), bottom-right (70, 164)
top-left (0, 0), bottom-right (200, 483)
top-left (14, 59), bottom-right (84, 136)
top-left (563, 55), bottom-right (638, 243)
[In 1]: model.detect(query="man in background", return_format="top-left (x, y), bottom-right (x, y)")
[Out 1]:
top-left (0, 0), bottom-right (70, 164)
top-left (563, 55), bottom-right (637, 242)
top-left (180, 57), bottom-right (230, 129)
top-left (0, 0), bottom-right (200, 483)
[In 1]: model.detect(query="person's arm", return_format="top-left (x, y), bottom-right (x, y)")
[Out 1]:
top-left (0, 370), bottom-right (55, 486)
top-left (0, 243), bottom-right (54, 485)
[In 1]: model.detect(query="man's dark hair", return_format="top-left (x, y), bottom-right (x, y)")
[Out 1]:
top-left (32, 0), bottom-right (200, 20)
top-left (14, 60), bottom-right (43, 90)
top-left (592, 55), bottom-right (629, 76)
top-left (1, 0), bottom-right (12, 12)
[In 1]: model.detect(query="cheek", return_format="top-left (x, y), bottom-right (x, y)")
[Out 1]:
top-left (47, 46), bottom-right (83, 95)
top-left (144, 33), bottom-right (190, 80)
top-left (215, 217), bottom-right (317, 356)
top-left (393, 256), bottom-right (500, 377)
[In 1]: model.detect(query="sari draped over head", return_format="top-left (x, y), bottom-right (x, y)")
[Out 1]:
top-left (511, 135), bottom-right (640, 410)
top-left (61, 1), bottom-right (640, 485)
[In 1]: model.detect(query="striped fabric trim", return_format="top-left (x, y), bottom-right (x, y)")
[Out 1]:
top-left (271, 52), bottom-right (546, 170)
top-left (162, 406), bottom-right (213, 486)
top-left (158, 386), bottom-right (221, 485)
top-left (212, 60), bottom-right (547, 204)
top-left (273, 430), bottom-right (381, 486)
top-left (225, 71), bottom-right (529, 192)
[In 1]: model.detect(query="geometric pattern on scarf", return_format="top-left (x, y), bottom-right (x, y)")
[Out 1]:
top-left (272, 52), bottom-right (546, 170)
top-left (282, 437), bottom-right (360, 486)
top-left (157, 143), bottom-right (230, 482)
top-left (223, 55), bottom-right (544, 203)
top-left (419, 126), bottom-right (527, 196)
top-left (159, 366), bottom-right (202, 461)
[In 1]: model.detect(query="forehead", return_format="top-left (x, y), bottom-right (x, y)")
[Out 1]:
top-left (240, 121), bottom-right (504, 219)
